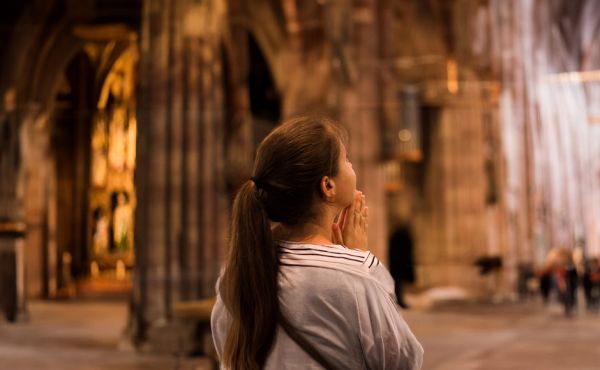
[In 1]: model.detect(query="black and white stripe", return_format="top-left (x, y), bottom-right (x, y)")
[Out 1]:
top-left (278, 242), bottom-right (380, 270)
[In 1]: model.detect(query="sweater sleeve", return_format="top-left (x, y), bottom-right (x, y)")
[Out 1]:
top-left (354, 279), bottom-right (423, 370)
top-left (211, 294), bottom-right (227, 359)
top-left (365, 254), bottom-right (396, 298)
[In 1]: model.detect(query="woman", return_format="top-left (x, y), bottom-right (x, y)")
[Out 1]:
top-left (211, 117), bottom-right (423, 370)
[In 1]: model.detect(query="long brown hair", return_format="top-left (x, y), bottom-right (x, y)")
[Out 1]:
top-left (220, 116), bottom-right (345, 370)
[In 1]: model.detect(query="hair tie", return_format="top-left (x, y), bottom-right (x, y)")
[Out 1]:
top-left (250, 176), bottom-right (263, 189)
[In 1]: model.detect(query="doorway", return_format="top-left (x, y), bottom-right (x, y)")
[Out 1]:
top-left (47, 41), bottom-right (139, 300)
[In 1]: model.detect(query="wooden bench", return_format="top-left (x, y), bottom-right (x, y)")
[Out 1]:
top-left (172, 297), bottom-right (218, 369)
top-left (172, 297), bottom-right (216, 321)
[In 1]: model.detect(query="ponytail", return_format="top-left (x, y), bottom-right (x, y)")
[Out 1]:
top-left (221, 180), bottom-right (279, 370)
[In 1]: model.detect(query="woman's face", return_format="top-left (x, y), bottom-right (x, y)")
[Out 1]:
top-left (333, 144), bottom-right (356, 207)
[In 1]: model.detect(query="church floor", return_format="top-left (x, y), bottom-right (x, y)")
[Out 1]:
top-left (407, 300), bottom-right (600, 370)
top-left (0, 300), bottom-right (211, 370)
top-left (1, 298), bottom-right (600, 370)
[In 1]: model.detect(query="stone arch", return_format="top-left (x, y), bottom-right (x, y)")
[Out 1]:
top-left (226, 0), bottom-right (287, 94)
top-left (1, 0), bottom-right (142, 301)
top-left (2, 0), bottom-right (90, 300)
top-left (0, 0), bottom-right (60, 98)
top-left (25, 29), bottom-right (83, 110)
top-left (247, 32), bottom-right (282, 148)
top-left (49, 50), bottom-right (96, 287)
top-left (219, 0), bottom-right (287, 193)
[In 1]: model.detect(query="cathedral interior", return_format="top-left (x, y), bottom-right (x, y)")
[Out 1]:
top-left (1, 0), bottom-right (600, 368)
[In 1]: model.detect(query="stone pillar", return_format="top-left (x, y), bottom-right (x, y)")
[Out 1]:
top-left (132, 0), bottom-right (229, 351)
top-left (223, 0), bottom-right (255, 193)
top-left (19, 107), bottom-right (56, 299)
top-left (0, 225), bottom-right (26, 323)
top-left (0, 89), bottom-right (27, 322)
top-left (338, 1), bottom-right (388, 262)
top-left (414, 81), bottom-right (497, 297)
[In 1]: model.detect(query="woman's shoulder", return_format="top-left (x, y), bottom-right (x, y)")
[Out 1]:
top-left (277, 241), bottom-right (394, 295)
top-left (278, 241), bottom-right (379, 271)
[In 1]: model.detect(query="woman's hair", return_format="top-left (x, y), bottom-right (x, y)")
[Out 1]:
top-left (220, 116), bottom-right (346, 370)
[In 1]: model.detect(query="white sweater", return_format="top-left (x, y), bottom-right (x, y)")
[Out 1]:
top-left (211, 241), bottom-right (424, 370)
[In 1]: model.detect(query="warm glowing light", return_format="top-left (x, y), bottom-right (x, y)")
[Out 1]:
top-left (116, 260), bottom-right (126, 281)
top-left (589, 116), bottom-right (600, 124)
top-left (398, 129), bottom-right (412, 142)
top-left (447, 59), bottom-right (458, 94)
top-left (547, 70), bottom-right (600, 83)
top-left (91, 261), bottom-right (100, 278)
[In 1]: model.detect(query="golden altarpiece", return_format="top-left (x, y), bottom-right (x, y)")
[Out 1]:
top-left (88, 43), bottom-right (137, 284)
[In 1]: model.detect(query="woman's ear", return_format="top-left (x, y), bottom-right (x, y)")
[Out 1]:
top-left (320, 176), bottom-right (336, 199)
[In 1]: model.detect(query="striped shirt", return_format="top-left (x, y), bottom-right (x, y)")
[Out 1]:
top-left (211, 241), bottom-right (424, 370)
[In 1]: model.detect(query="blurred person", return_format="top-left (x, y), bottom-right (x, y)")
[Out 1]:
top-left (572, 244), bottom-right (585, 276)
top-left (516, 262), bottom-right (534, 300)
top-left (388, 222), bottom-right (415, 309)
top-left (545, 247), bottom-right (578, 316)
top-left (538, 249), bottom-right (560, 304)
top-left (537, 265), bottom-right (553, 305)
top-left (211, 117), bottom-right (423, 370)
top-left (582, 257), bottom-right (600, 312)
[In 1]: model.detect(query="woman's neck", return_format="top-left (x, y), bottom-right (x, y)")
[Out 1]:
top-left (275, 206), bottom-right (340, 245)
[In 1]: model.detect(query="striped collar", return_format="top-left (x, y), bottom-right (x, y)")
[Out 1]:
top-left (277, 240), bottom-right (380, 271)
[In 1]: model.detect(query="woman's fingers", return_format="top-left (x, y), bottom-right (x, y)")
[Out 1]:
top-left (339, 191), bottom-right (368, 250)
top-left (354, 193), bottom-right (363, 228)
top-left (359, 195), bottom-right (367, 229)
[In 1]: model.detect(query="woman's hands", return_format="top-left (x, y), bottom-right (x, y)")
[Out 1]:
top-left (332, 191), bottom-right (368, 250)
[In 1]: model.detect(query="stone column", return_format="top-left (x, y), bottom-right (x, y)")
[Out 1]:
top-left (0, 89), bottom-right (27, 322)
top-left (132, 0), bottom-right (229, 351)
top-left (338, 0), bottom-right (388, 262)
top-left (414, 81), bottom-right (497, 297)
top-left (19, 107), bottom-right (56, 300)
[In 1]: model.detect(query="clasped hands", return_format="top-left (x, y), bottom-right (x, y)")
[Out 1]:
top-left (332, 191), bottom-right (368, 250)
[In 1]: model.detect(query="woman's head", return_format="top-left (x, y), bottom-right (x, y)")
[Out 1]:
top-left (220, 116), bottom-right (352, 370)
top-left (252, 116), bottom-right (354, 224)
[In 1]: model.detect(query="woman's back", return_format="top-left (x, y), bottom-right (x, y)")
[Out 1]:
top-left (213, 117), bottom-right (422, 369)
top-left (212, 241), bottom-right (423, 370)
